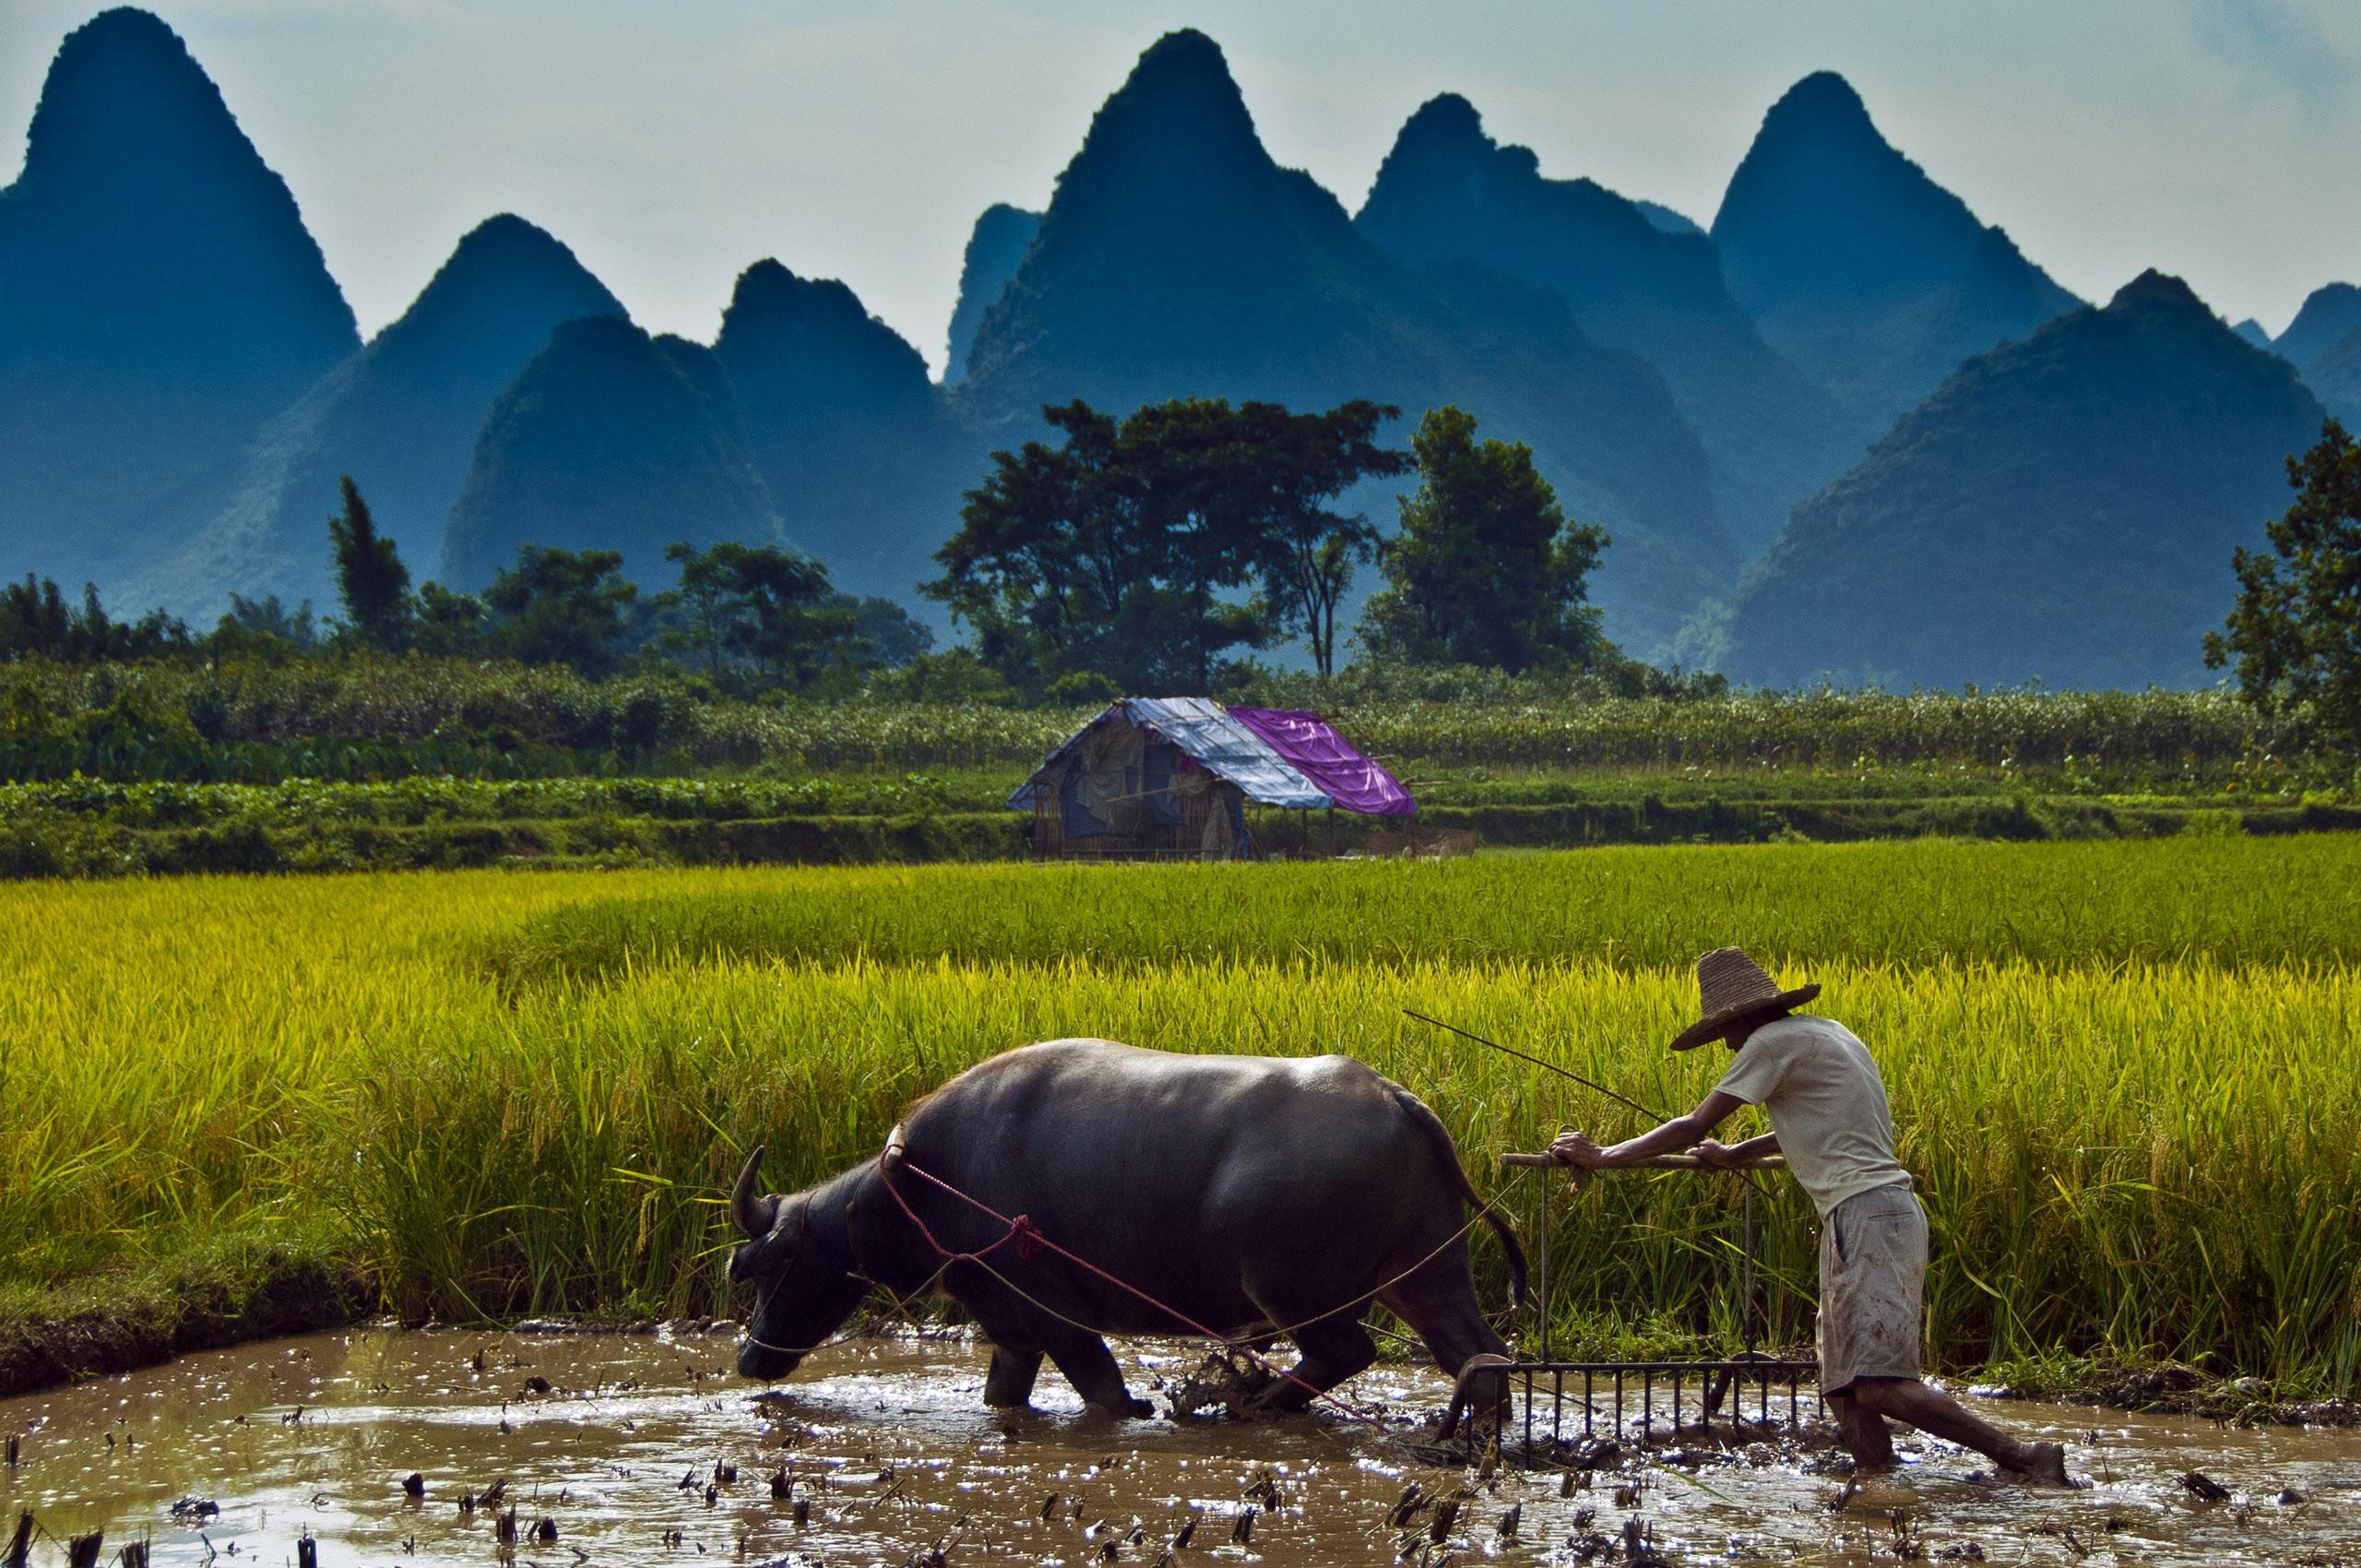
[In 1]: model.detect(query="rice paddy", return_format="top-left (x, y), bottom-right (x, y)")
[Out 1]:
top-left (3, 836), bottom-right (2355, 1394)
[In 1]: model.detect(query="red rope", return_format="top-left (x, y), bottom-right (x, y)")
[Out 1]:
top-left (874, 1145), bottom-right (1387, 1426)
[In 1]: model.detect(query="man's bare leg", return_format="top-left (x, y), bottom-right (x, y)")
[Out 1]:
top-left (1825, 1387), bottom-right (1897, 1469)
top-left (1850, 1377), bottom-right (2069, 1483)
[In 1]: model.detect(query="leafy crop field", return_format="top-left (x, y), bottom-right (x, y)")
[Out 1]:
top-left (3, 837), bottom-right (2355, 1395)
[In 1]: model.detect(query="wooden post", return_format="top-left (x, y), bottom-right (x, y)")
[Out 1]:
top-left (4, 1513), bottom-right (32, 1568)
top-left (3, 1435), bottom-right (15, 1467)
top-left (65, 1532), bottom-right (103, 1568)
top-left (116, 1541), bottom-right (149, 1568)
top-left (1742, 1181), bottom-right (1760, 1356)
top-left (293, 1539), bottom-right (317, 1568)
top-left (1534, 1166), bottom-right (1551, 1362)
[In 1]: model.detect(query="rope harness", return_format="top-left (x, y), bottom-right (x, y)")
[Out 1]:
top-left (736, 1136), bottom-right (1526, 1433)
top-left (868, 1139), bottom-right (1527, 1428)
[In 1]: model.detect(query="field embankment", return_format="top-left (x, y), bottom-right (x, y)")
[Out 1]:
top-left (7, 661), bottom-right (2354, 873)
top-left (3, 837), bottom-right (2355, 1402)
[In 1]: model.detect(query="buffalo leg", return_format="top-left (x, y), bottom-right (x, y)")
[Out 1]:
top-left (982, 1343), bottom-right (1045, 1408)
top-left (1038, 1324), bottom-right (1154, 1418)
top-left (1380, 1272), bottom-right (1513, 1387)
top-left (1242, 1313), bottom-right (1376, 1413)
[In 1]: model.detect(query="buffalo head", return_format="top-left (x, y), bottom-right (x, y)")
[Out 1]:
top-left (727, 1146), bottom-right (870, 1381)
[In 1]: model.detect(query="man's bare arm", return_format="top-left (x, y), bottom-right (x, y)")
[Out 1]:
top-left (1551, 1089), bottom-right (1748, 1170)
top-left (1693, 1131), bottom-right (1778, 1169)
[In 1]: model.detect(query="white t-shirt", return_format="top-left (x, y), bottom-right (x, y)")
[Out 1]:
top-left (1713, 1014), bottom-right (1910, 1218)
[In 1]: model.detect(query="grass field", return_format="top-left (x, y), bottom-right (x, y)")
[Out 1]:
top-left (4, 837), bottom-right (2355, 1397)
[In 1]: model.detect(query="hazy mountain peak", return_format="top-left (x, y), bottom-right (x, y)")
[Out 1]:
top-left (19, 9), bottom-right (230, 188)
top-left (2107, 267), bottom-right (2207, 316)
top-left (377, 212), bottom-right (623, 356)
top-left (1058, 28), bottom-right (1269, 200)
top-left (4, 6), bottom-right (356, 350)
top-left (1757, 70), bottom-right (1880, 148)
top-left (2276, 282), bottom-right (2361, 372)
top-left (1716, 264), bottom-right (2322, 691)
top-left (717, 259), bottom-right (932, 390)
top-left (442, 314), bottom-right (779, 588)
top-left (713, 258), bottom-right (955, 601)
top-left (0, 5), bottom-right (359, 586)
top-left (944, 204), bottom-right (1041, 383)
top-left (1711, 69), bottom-right (2076, 432)
top-left (1393, 92), bottom-right (1488, 155)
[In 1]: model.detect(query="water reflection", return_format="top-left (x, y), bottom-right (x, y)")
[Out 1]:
top-left (0, 1329), bottom-right (2352, 1565)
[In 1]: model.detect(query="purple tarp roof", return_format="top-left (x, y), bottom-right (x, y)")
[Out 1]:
top-left (1225, 707), bottom-right (1416, 817)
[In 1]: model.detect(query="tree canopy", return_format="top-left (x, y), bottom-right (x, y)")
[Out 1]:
top-left (2205, 420), bottom-right (2361, 752)
top-left (927, 397), bottom-right (1404, 695)
top-left (1356, 405), bottom-right (1610, 673)
top-left (327, 477), bottom-right (412, 650)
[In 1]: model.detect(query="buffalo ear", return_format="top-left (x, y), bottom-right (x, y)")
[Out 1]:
top-left (729, 1195), bottom-right (806, 1282)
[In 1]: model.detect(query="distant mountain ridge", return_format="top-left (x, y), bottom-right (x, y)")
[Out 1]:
top-left (128, 213), bottom-right (627, 619)
top-left (442, 315), bottom-right (784, 589)
top-left (1355, 91), bottom-right (1869, 553)
top-left (1712, 71), bottom-right (2080, 436)
top-left (1713, 271), bottom-right (2325, 690)
top-left (955, 30), bottom-right (1738, 653)
top-left (2, 8), bottom-right (2337, 694)
top-left (0, 6), bottom-right (358, 589)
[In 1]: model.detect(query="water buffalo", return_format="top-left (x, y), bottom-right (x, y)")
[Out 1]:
top-left (728, 1039), bottom-right (1525, 1417)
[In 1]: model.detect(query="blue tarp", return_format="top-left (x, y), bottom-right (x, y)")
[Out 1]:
top-left (1005, 698), bottom-right (1337, 813)
top-left (1124, 697), bottom-right (1333, 810)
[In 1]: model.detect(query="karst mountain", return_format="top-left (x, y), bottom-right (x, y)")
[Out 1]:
top-left (1355, 91), bottom-right (1869, 554)
top-left (440, 315), bottom-right (784, 589)
top-left (943, 205), bottom-right (1042, 385)
top-left (0, 8), bottom-right (358, 589)
top-left (1711, 272), bottom-right (2326, 690)
top-left (954, 29), bottom-right (1737, 654)
top-left (3, 9), bottom-right (2343, 690)
top-left (1712, 71), bottom-right (2081, 437)
top-left (132, 214), bottom-right (628, 618)
top-left (712, 260), bottom-right (969, 603)
top-left (2274, 283), bottom-right (2361, 371)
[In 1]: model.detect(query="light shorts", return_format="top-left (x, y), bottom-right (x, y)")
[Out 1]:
top-left (1817, 1181), bottom-right (1927, 1396)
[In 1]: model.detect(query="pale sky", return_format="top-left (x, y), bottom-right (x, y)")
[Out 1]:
top-left (5, 1), bottom-right (2357, 376)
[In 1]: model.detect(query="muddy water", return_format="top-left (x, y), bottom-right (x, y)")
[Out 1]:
top-left (2, 1330), bottom-right (2356, 1566)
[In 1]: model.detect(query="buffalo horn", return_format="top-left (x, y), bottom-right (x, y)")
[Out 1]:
top-left (730, 1146), bottom-right (779, 1239)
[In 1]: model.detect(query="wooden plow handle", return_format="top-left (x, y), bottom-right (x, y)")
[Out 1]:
top-left (1501, 1151), bottom-right (1786, 1170)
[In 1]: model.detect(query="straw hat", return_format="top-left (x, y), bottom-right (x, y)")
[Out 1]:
top-left (1668, 947), bottom-right (1820, 1051)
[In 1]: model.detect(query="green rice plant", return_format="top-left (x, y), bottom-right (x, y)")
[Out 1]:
top-left (492, 837), bottom-right (2361, 983)
top-left (1, 840), bottom-right (2355, 1390)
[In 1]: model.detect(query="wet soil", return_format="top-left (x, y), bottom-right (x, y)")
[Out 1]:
top-left (2, 1329), bottom-right (2356, 1566)
top-left (0, 1253), bottom-right (368, 1401)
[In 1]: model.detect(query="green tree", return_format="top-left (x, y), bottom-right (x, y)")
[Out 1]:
top-left (842, 595), bottom-right (933, 670)
top-left (1237, 399), bottom-right (1408, 678)
top-left (326, 476), bottom-right (412, 650)
top-left (411, 582), bottom-right (488, 658)
top-left (2, 576), bottom-right (187, 660)
top-left (483, 545), bottom-right (637, 676)
top-left (1355, 406), bottom-right (1610, 673)
top-left (2205, 420), bottom-right (2361, 751)
top-left (930, 397), bottom-right (1394, 695)
top-left (658, 540), bottom-right (737, 678)
top-left (202, 594), bottom-right (316, 661)
top-left (655, 541), bottom-right (876, 692)
top-left (712, 543), bottom-right (857, 689)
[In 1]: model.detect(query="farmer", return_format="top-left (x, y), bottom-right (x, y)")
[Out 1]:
top-left (1548, 947), bottom-right (2070, 1485)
